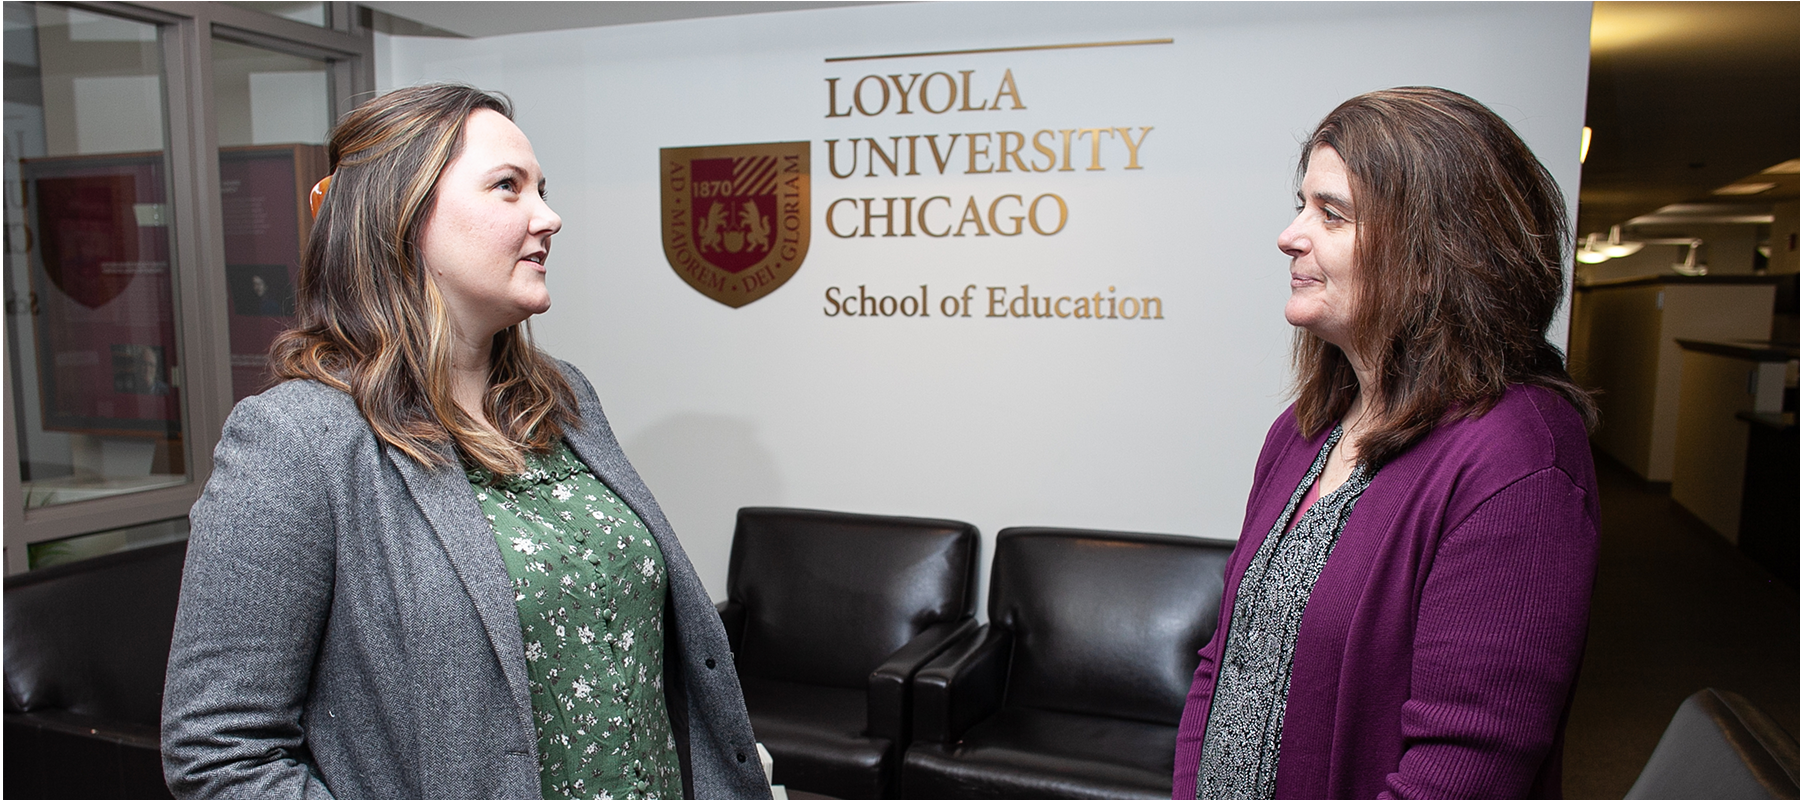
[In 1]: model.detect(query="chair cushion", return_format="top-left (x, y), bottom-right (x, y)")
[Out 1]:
top-left (4, 541), bottom-right (187, 725)
top-left (741, 675), bottom-right (893, 800)
top-left (902, 706), bottom-right (1176, 800)
top-left (1623, 688), bottom-right (1800, 800)
top-left (988, 529), bottom-right (1233, 726)
top-left (729, 507), bottom-right (978, 689)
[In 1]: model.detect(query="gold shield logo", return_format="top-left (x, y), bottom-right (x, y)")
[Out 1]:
top-left (660, 141), bottom-right (810, 308)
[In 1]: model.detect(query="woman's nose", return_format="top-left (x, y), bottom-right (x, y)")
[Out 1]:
top-left (1277, 215), bottom-right (1308, 258)
top-left (534, 201), bottom-right (562, 236)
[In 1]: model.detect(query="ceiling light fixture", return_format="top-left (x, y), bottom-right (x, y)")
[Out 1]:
top-left (1714, 182), bottom-right (1778, 195)
top-left (1602, 225), bottom-right (1644, 259)
top-left (1580, 127), bottom-right (1592, 164)
top-left (1576, 233), bottom-right (1612, 264)
top-left (1672, 239), bottom-right (1706, 276)
top-left (1574, 226), bottom-right (1663, 265)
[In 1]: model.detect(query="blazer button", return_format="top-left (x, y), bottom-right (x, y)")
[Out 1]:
top-left (705, 658), bottom-right (716, 669)
top-left (737, 752), bottom-right (747, 763)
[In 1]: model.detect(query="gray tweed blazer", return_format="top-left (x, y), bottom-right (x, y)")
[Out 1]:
top-left (162, 364), bottom-right (771, 800)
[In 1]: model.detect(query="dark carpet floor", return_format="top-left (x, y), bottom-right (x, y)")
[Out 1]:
top-left (1561, 450), bottom-right (1800, 799)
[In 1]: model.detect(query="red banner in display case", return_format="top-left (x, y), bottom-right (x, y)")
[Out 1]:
top-left (23, 152), bottom-right (180, 437)
top-left (22, 144), bottom-right (328, 436)
top-left (218, 144), bottom-right (327, 402)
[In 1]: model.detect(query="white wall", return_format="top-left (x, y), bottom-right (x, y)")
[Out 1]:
top-left (382, 2), bottom-right (1593, 601)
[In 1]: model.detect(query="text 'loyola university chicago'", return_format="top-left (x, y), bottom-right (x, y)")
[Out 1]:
top-left (822, 68), bottom-right (1152, 240)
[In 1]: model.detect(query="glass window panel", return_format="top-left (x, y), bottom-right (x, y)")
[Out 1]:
top-left (211, 38), bottom-right (331, 402)
top-left (26, 515), bottom-right (189, 570)
top-left (221, 2), bottom-right (329, 29)
top-left (6, 3), bottom-right (188, 510)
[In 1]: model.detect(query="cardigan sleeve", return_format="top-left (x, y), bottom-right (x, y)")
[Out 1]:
top-left (1382, 466), bottom-right (1598, 800)
top-left (162, 393), bottom-right (338, 800)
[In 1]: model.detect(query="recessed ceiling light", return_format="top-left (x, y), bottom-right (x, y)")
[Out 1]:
top-left (1626, 204), bottom-right (1776, 226)
top-left (1763, 159), bottom-right (1800, 174)
top-left (1714, 182), bottom-right (1777, 195)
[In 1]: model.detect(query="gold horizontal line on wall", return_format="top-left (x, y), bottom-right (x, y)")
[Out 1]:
top-left (826, 38), bottom-right (1174, 63)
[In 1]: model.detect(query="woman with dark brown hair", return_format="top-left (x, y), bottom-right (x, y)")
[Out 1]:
top-left (1172, 87), bottom-right (1601, 800)
top-left (162, 84), bottom-right (771, 800)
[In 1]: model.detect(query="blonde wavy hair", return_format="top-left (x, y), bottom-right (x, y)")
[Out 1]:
top-left (271, 84), bottom-right (577, 475)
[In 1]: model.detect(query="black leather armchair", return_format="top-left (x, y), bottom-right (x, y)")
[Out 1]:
top-left (5, 541), bottom-right (187, 800)
top-left (1622, 688), bottom-right (1800, 800)
top-left (903, 527), bottom-right (1234, 800)
top-left (717, 507), bottom-right (980, 800)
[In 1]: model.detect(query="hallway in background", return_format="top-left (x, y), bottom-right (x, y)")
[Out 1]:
top-left (1563, 450), bottom-right (1800, 799)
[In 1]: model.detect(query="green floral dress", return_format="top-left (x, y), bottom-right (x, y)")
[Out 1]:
top-left (467, 441), bottom-right (684, 800)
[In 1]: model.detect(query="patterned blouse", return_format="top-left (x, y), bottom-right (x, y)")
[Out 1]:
top-left (467, 441), bottom-right (683, 800)
top-left (1198, 425), bottom-right (1376, 800)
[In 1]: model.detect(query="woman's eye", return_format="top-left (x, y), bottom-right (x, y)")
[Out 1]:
top-left (1323, 207), bottom-right (1345, 222)
top-left (495, 178), bottom-right (517, 192)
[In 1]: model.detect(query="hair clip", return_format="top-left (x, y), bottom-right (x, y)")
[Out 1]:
top-left (309, 174), bottom-right (334, 218)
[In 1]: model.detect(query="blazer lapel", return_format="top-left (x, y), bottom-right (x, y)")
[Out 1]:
top-left (563, 417), bottom-right (665, 544)
top-left (561, 409), bottom-right (713, 622)
top-left (387, 445), bottom-right (535, 728)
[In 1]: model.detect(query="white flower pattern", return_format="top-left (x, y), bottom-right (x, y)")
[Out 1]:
top-left (468, 442), bottom-right (680, 800)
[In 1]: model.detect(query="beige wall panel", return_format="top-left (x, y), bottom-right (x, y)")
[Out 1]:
top-left (1579, 282), bottom-right (1776, 481)
top-left (1581, 285), bottom-right (1662, 476)
top-left (1671, 350), bottom-right (1760, 541)
top-left (1651, 285), bottom-right (1777, 479)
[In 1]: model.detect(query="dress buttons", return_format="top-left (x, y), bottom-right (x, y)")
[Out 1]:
top-left (705, 658), bottom-right (716, 669)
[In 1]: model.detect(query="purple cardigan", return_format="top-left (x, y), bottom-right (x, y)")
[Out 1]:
top-left (1173, 385), bottom-right (1599, 800)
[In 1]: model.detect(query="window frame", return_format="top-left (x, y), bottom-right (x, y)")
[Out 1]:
top-left (2, 1), bottom-right (373, 573)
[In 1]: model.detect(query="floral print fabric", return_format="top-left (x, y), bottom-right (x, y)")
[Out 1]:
top-left (468, 442), bottom-right (682, 800)
top-left (1198, 425), bottom-right (1375, 800)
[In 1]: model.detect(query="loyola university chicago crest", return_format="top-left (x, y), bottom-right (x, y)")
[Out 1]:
top-left (660, 141), bottom-right (811, 308)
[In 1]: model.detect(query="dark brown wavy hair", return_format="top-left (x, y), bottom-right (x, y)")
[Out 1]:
top-left (271, 84), bottom-right (577, 475)
top-left (1291, 86), bottom-right (1596, 467)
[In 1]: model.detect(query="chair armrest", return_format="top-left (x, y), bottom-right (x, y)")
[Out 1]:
top-left (911, 625), bottom-right (1012, 745)
top-left (5, 709), bottom-right (161, 750)
top-left (715, 599), bottom-right (745, 654)
top-left (867, 617), bottom-right (980, 743)
top-left (7, 710), bottom-right (168, 800)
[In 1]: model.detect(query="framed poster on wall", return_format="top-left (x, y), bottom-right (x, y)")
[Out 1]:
top-left (22, 152), bottom-right (181, 438)
top-left (219, 143), bottom-right (328, 402)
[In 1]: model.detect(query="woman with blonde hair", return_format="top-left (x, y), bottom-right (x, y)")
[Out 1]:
top-left (1173, 87), bottom-right (1600, 800)
top-left (163, 84), bottom-right (770, 800)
